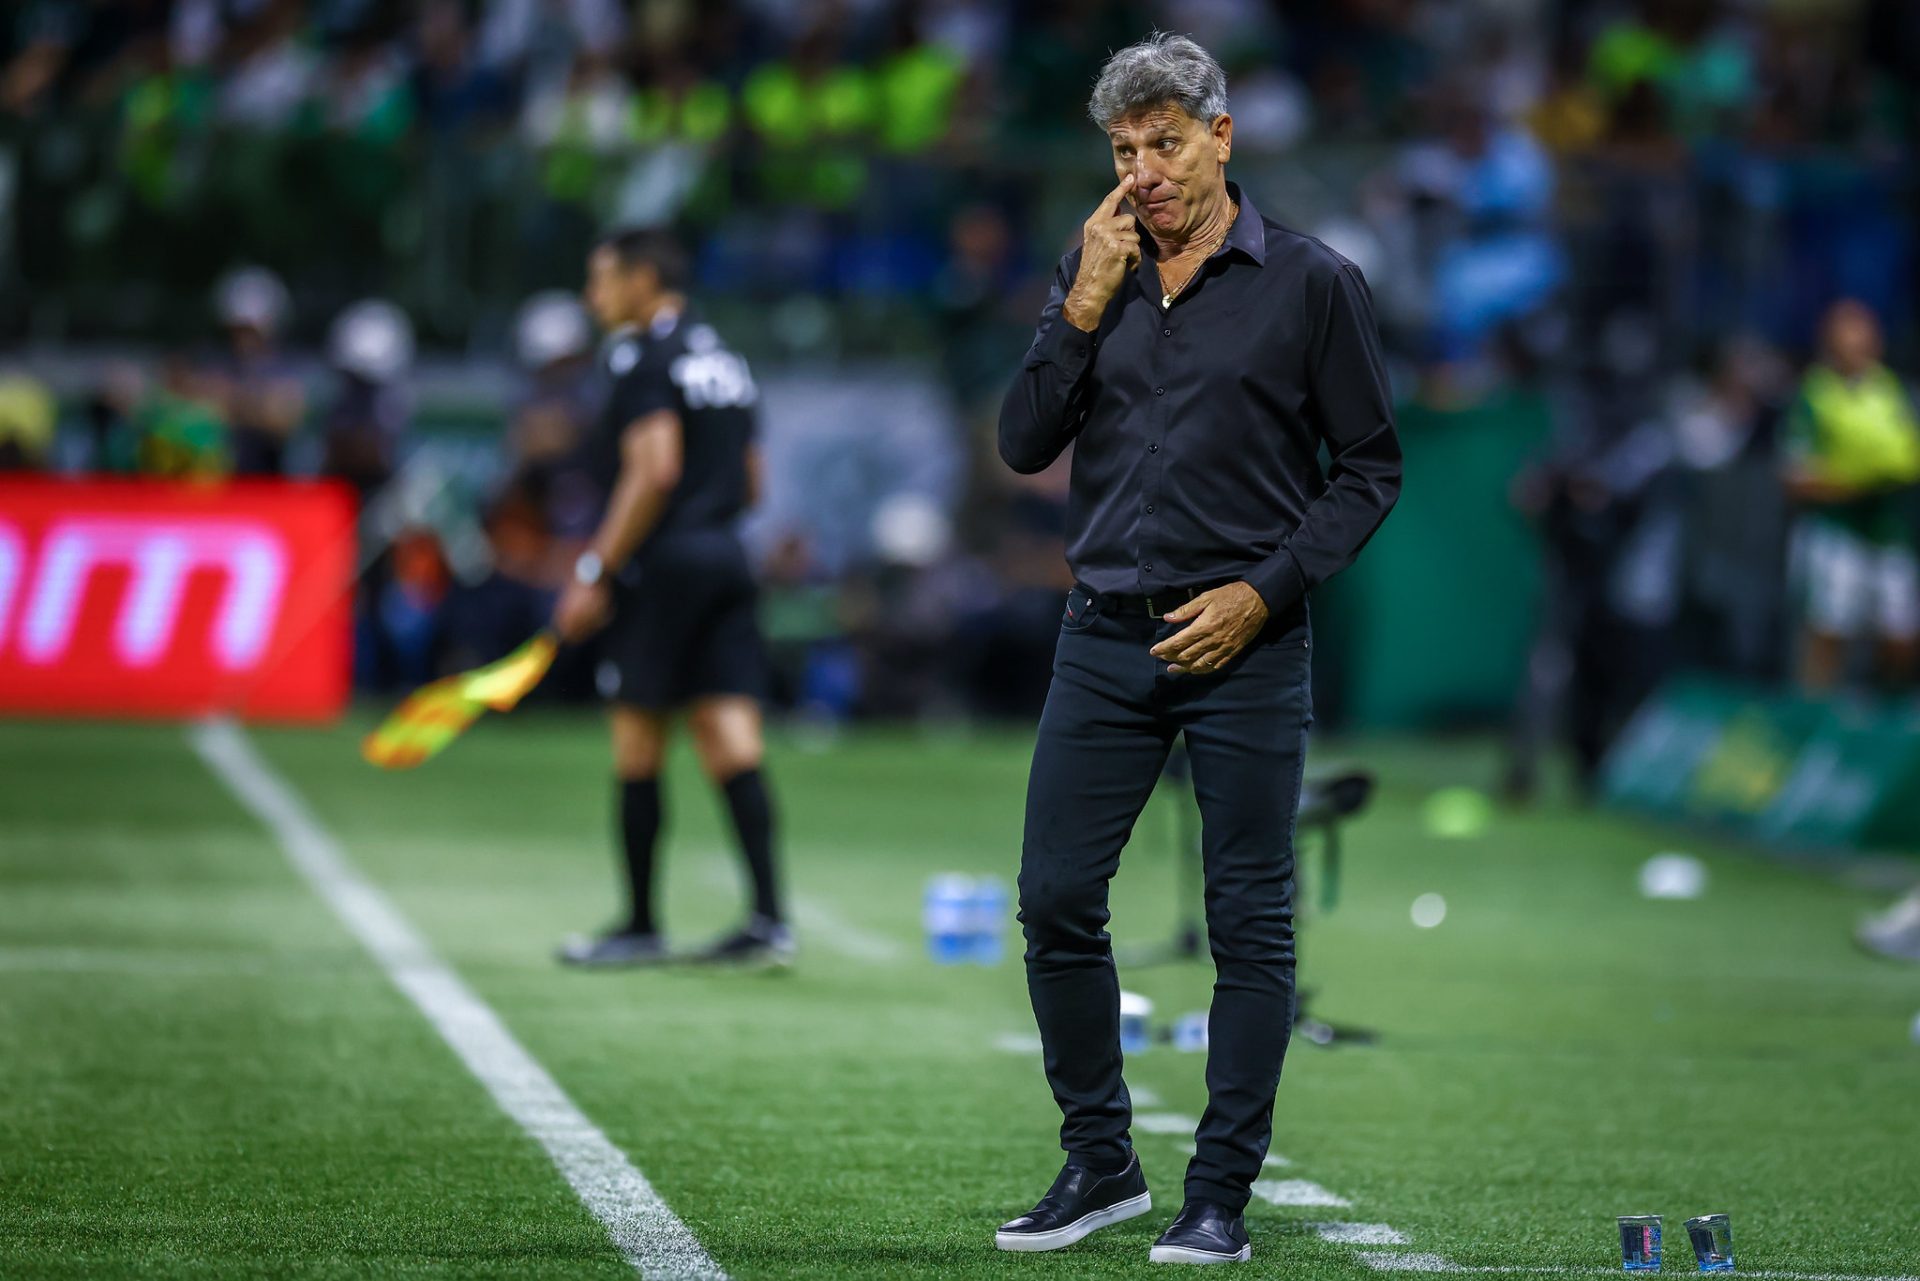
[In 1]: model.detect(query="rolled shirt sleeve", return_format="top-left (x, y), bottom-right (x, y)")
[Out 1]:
top-left (1244, 260), bottom-right (1402, 614)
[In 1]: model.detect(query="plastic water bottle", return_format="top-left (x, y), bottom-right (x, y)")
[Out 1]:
top-left (1119, 991), bottom-right (1154, 1054)
top-left (924, 875), bottom-right (974, 965)
top-left (970, 877), bottom-right (1010, 965)
top-left (1171, 1011), bottom-right (1209, 1052)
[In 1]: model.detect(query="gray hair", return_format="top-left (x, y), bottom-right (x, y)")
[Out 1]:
top-left (1087, 32), bottom-right (1228, 131)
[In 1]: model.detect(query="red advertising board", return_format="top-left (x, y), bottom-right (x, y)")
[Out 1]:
top-left (0, 478), bottom-right (356, 722)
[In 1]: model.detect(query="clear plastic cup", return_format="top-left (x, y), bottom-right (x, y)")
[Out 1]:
top-left (1618, 1216), bottom-right (1663, 1272)
top-left (1685, 1214), bottom-right (1734, 1272)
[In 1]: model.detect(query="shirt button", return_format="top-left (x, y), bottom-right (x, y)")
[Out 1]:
top-left (1154, 386), bottom-right (1165, 396)
top-left (1143, 564), bottom-right (1154, 572)
top-left (1162, 328), bottom-right (1172, 337)
top-left (1147, 443), bottom-right (1159, 452)
top-left (1145, 505), bottom-right (1155, 514)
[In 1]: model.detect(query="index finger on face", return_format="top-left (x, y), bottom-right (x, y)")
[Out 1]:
top-left (1106, 173), bottom-right (1136, 210)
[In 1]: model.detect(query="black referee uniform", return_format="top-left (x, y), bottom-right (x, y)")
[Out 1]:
top-left (561, 301), bottom-right (792, 966)
top-left (594, 308), bottom-right (768, 710)
top-left (999, 182), bottom-right (1401, 1214)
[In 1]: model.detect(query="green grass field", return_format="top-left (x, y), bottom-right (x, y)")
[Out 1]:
top-left (2, 713), bottom-right (1916, 1279)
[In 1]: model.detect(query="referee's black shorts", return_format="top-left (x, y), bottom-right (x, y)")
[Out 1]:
top-left (600, 530), bottom-right (769, 711)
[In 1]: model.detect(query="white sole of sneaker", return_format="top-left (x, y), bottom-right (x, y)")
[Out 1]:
top-left (1149, 1242), bottom-right (1253, 1264)
top-left (994, 1191), bottom-right (1153, 1252)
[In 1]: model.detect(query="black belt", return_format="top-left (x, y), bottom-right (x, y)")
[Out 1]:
top-left (1077, 581), bottom-right (1227, 620)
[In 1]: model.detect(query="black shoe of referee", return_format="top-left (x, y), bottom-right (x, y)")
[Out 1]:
top-left (697, 915), bottom-right (796, 968)
top-left (995, 1153), bottom-right (1151, 1252)
top-left (556, 928), bottom-right (671, 968)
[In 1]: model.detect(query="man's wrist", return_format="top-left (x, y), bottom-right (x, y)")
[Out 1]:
top-left (1062, 289), bottom-right (1106, 333)
top-left (1233, 579), bottom-right (1271, 621)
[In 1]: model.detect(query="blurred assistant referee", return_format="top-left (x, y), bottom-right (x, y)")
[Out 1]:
top-left (992, 36), bottom-right (1401, 1266)
top-left (553, 228), bottom-right (792, 969)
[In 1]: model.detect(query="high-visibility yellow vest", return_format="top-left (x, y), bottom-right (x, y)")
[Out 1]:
top-left (877, 44), bottom-right (963, 153)
top-left (1799, 363), bottom-right (1920, 488)
top-left (628, 82), bottom-right (732, 146)
top-left (741, 62), bottom-right (879, 145)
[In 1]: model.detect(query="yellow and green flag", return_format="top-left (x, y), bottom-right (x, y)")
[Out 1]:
top-left (361, 632), bottom-right (558, 770)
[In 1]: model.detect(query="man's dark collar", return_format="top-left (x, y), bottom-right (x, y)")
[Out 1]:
top-left (1135, 180), bottom-right (1267, 266)
top-left (1223, 181), bottom-right (1267, 265)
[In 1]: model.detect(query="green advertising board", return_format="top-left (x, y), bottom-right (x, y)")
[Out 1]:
top-left (1602, 676), bottom-right (1920, 854)
top-left (1314, 388), bottom-right (1548, 729)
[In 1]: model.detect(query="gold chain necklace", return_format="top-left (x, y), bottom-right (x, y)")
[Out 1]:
top-left (1159, 201), bottom-right (1238, 309)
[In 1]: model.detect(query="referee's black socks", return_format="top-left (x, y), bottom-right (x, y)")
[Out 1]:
top-left (620, 777), bottom-right (663, 936)
top-left (722, 769), bottom-right (783, 924)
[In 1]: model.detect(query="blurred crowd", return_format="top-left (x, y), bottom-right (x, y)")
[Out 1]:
top-left (5, 0), bottom-right (1916, 340)
top-left (2, 0), bottom-right (1918, 756)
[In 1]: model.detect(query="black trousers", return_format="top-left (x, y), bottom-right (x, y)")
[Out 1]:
top-left (1019, 586), bottom-right (1311, 1212)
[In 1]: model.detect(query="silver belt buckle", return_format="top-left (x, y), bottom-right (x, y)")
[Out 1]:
top-left (1147, 594), bottom-right (1164, 620)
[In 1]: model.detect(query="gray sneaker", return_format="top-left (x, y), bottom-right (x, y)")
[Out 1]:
top-left (557, 929), bottom-right (673, 968)
top-left (697, 916), bottom-right (797, 968)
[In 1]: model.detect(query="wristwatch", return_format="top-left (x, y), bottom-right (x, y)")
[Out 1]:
top-left (573, 550), bottom-right (606, 587)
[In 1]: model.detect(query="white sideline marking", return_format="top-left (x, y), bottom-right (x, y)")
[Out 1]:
top-left (1134, 1112), bottom-right (1201, 1134)
top-left (993, 1032), bottom-right (1043, 1054)
top-left (788, 894), bottom-right (903, 962)
top-left (1131, 1086), bottom-right (1162, 1107)
top-left (1171, 1143), bottom-right (1289, 1168)
top-left (190, 720), bottom-right (725, 1281)
top-left (1360, 1251), bottom-right (1458, 1271)
top-left (1317, 1223), bottom-right (1411, 1245)
top-left (1253, 1178), bottom-right (1352, 1208)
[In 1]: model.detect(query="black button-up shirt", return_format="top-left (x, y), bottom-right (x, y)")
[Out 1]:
top-left (998, 182), bottom-right (1401, 615)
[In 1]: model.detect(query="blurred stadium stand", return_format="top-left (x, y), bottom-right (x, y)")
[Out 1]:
top-left (1, 0), bottom-right (1917, 760)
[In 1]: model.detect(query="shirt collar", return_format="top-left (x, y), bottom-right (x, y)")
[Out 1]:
top-left (1222, 181), bottom-right (1267, 265)
top-left (1135, 179), bottom-right (1267, 267)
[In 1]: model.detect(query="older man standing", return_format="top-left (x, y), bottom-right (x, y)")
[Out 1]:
top-left (993, 34), bottom-right (1401, 1265)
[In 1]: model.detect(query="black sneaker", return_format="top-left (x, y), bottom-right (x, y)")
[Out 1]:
top-left (556, 929), bottom-right (671, 968)
top-left (1150, 1201), bottom-right (1251, 1265)
top-left (995, 1153), bottom-right (1151, 1253)
top-left (697, 915), bottom-right (797, 968)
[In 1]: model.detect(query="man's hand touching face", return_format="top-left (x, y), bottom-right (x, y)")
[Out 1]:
top-left (1062, 175), bottom-right (1141, 333)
